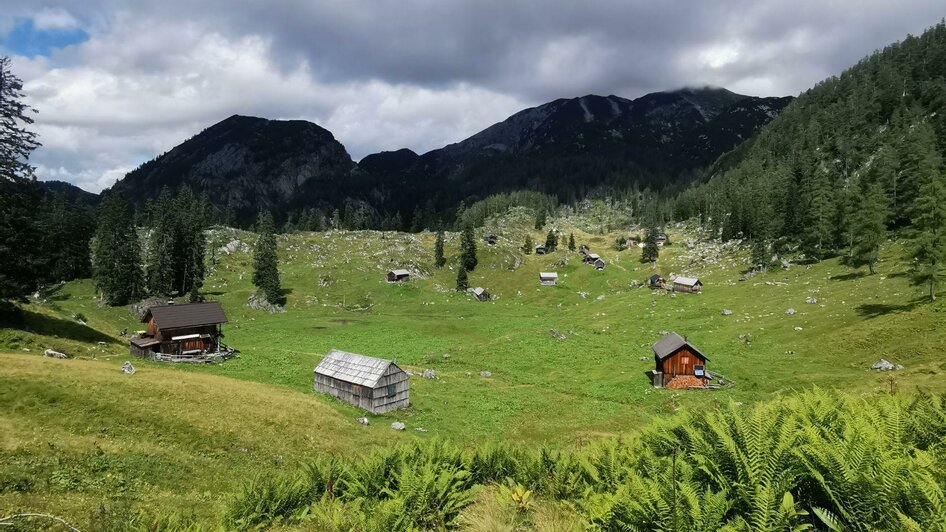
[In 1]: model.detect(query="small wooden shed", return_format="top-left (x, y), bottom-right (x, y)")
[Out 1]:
top-left (483, 234), bottom-right (498, 246)
top-left (539, 272), bottom-right (558, 285)
top-left (314, 349), bottom-right (409, 413)
top-left (651, 332), bottom-right (709, 388)
top-left (657, 234), bottom-right (668, 246)
top-left (387, 269), bottom-right (411, 283)
top-left (583, 253), bottom-right (601, 264)
top-left (535, 244), bottom-right (547, 255)
top-left (648, 274), bottom-right (666, 289)
top-left (578, 244), bottom-right (590, 256)
top-left (593, 258), bottom-right (607, 270)
top-left (469, 287), bottom-right (491, 301)
top-left (673, 276), bottom-right (702, 293)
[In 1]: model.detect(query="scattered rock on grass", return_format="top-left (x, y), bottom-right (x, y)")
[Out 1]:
top-left (785, 308), bottom-right (796, 315)
top-left (721, 309), bottom-right (733, 316)
top-left (357, 417), bottom-right (369, 425)
top-left (871, 359), bottom-right (904, 371)
top-left (480, 370), bottom-right (492, 377)
top-left (550, 329), bottom-right (566, 340)
top-left (805, 297), bottom-right (818, 304)
top-left (43, 349), bottom-right (68, 359)
top-left (422, 369), bottom-right (436, 379)
top-left (414, 427), bottom-right (428, 433)
top-left (391, 422), bottom-right (406, 431)
top-left (247, 292), bottom-right (286, 314)
top-left (121, 361), bottom-right (136, 374)
top-left (794, 326), bottom-right (803, 331)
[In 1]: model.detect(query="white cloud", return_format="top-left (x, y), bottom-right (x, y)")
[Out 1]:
top-left (32, 8), bottom-right (80, 30)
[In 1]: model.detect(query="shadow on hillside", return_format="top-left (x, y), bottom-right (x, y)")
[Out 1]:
top-left (830, 271), bottom-right (868, 282)
top-left (856, 298), bottom-right (924, 319)
top-left (0, 308), bottom-right (118, 345)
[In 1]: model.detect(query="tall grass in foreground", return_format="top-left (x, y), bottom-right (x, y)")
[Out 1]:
top-left (224, 388), bottom-right (946, 531)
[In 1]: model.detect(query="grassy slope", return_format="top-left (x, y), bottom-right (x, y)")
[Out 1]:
top-left (2, 216), bottom-right (945, 525)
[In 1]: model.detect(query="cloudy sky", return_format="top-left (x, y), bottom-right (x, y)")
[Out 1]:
top-left (1, 1), bottom-right (943, 192)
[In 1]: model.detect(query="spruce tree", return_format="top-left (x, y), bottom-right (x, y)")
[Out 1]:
top-left (534, 210), bottom-right (546, 230)
top-left (434, 230), bottom-right (446, 268)
top-left (522, 234), bottom-right (534, 254)
top-left (847, 181), bottom-right (888, 274)
top-left (252, 211), bottom-right (282, 304)
top-left (910, 160), bottom-right (946, 301)
top-left (459, 225), bottom-right (477, 272)
top-left (568, 233), bottom-right (576, 251)
top-left (642, 226), bottom-right (659, 263)
top-left (455, 265), bottom-right (468, 292)
top-left (0, 56), bottom-right (43, 301)
top-left (93, 194), bottom-right (142, 306)
top-left (800, 169), bottom-right (834, 260)
top-left (544, 230), bottom-right (557, 252)
top-left (146, 188), bottom-right (177, 295)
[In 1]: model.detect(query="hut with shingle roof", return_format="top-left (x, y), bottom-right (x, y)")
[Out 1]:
top-left (314, 349), bottom-right (410, 413)
top-left (651, 332), bottom-right (709, 388)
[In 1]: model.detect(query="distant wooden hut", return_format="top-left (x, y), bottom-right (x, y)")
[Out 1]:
top-left (578, 244), bottom-right (590, 256)
top-left (129, 302), bottom-right (228, 360)
top-left (469, 287), bottom-right (491, 301)
top-left (314, 349), bottom-right (409, 413)
top-left (648, 274), bottom-right (666, 289)
top-left (535, 244), bottom-right (547, 255)
top-left (483, 234), bottom-right (498, 246)
top-left (387, 269), bottom-right (411, 283)
top-left (539, 272), bottom-right (558, 285)
top-left (593, 258), bottom-right (607, 270)
top-left (583, 253), bottom-right (601, 264)
top-left (651, 332), bottom-right (709, 388)
top-left (656, 234), bottom-right (668, 246)
top-left (673, 276), bottom-right (702, 293)
top-left (625, 237), bottom-right (639, 248)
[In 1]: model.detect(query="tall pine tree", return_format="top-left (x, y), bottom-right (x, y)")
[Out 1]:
top-left (847, 180), bottom-right (888, 274)
top-left (93, 194), bottom-right (142, 306)
top-left (252, 211), bottom-right (282, 304)
top-left (0, 56), bottom-right (43, 301)
top-left (455, 266), bottom-right (468, 292)
top-left (568, 233), bottom-right (576, 251)
top-left (642, 226), bottom-right (660, 263)
top-left (522, 234), bottom-right (534, 254)
top-left (459, 225), bottom-right (477, 271)
top-left (909, 155), bottom-right (946, 301)
top-left (434, 230), bottom-right (446, 268)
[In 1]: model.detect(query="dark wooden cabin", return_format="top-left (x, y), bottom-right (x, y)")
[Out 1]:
top-left (593, 258), bottom-right (607, 270)
top-left (129, 302), bottom-right (228, 360)
top-left (583, 253), bottom-right (601, 264)
top-left (535, 245), bottom-right (547, 255)
top-left (648, 274), bottom-right (666, 289)
top-left (578, 244), bottom-right (590, 256)
top-left (651, 332), bottom-right (709, 387)
top-left (314, 349), bottom-right (409, 413)
top-left (387, 269), bottom-right (411, 283)
top-left (483, 234), bottom-right (498, 246)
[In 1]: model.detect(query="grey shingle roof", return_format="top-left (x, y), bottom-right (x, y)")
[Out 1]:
top-left (674, 276), bottom-right (701, 286)
top-left (651, 332), bottom-right (708, 361)
top-left (146, 302), bottom-right (228, 329)
top-left (539, 272), bottom-right (558, 279)
top-left (314, 349), bottom-right (397, 388)
top-left (472, 287), bottom-right (486, 296)
top-left (390, 269), bottom-right (410, 277)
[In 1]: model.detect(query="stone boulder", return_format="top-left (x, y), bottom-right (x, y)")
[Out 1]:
top-left (871, 359), bottom-right (903, 371)
top-left (721, 309), bottom-right (733, 316)
top-left (391, 422), bottom-right (406, 431)
top-left (43, 349), bottom-right (68, 359)
top-left (247, 292), bottom-right (286, 314)
top-left (122, 361), bottom-right (136, 374)
top-left (357, 417), bottom-right (369, 425)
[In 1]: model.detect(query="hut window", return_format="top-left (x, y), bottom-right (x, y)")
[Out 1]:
top-left (681, 356), bottom-right (690, 364)
top-left (387, 384), bottom-right (396, 397)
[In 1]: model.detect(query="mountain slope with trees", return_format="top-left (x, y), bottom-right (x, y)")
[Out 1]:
top-left (672, 21), bottom-right (946, 296)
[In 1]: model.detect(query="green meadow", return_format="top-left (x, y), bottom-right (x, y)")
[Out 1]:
top-left (2, 215), bottom-right (945, 526)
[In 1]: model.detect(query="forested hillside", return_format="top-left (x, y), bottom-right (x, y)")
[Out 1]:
top-left (673, 22), bottom-right (946, 273)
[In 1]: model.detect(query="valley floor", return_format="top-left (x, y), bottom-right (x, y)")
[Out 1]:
top-left (2, 223), bottom-right (944, 527)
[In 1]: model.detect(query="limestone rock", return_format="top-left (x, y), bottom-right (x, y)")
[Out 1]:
top-left (391, 422), bottom-right (406, 431)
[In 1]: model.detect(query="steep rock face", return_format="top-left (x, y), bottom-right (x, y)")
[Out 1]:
top-left (111, 115), bottom-right (355, 223)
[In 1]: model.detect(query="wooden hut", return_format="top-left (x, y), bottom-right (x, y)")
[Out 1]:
top-left (314, 349), bottom-right (409, 413)
top-left (651, 332), bottom-right (709, 388)
top-left (483, 234), bottom-right (498, 246)
top-left (593, 258), bottom-right (607, 270)
top-left (656, 234), bottom-right (668, 246)
top-left (535, 244), bottom-right (547, 255)
top-left (469, 287), bottom-right (491, 301)
top-left (673, 276), bottom-right (702, 293)
top-left (648, 274), bottom-right (666, 289)
top-left (583, 253), bottom-right (601, 264)
top-left (539, 272), bottom-right (558, 285)
top-left (129, 302), bottom-right (228, 360)
top-left (578, 244), bottom-right (590, 256)
top-left (387, 269), bottom-right (411, 283)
